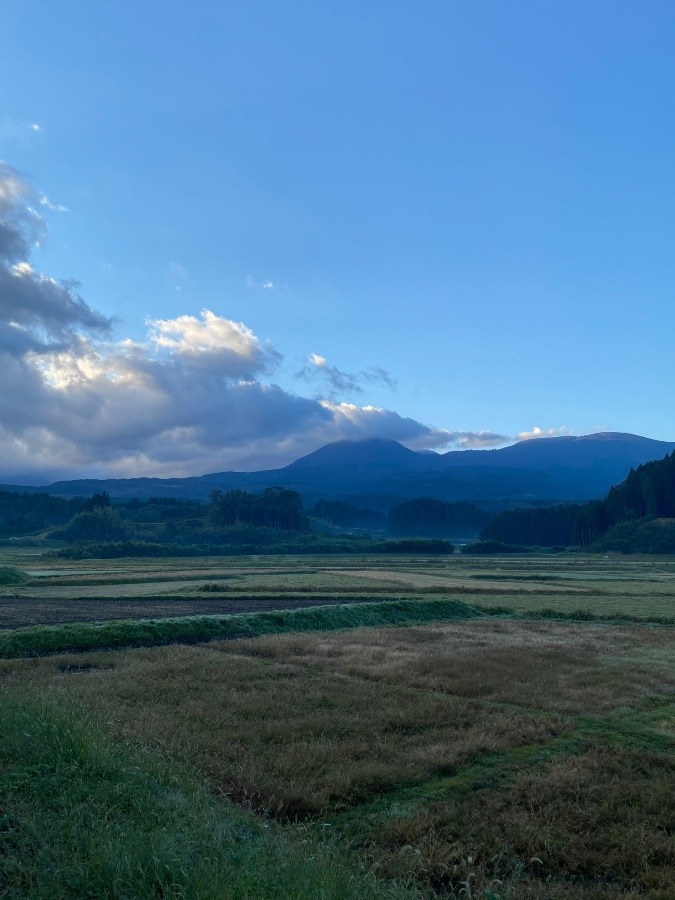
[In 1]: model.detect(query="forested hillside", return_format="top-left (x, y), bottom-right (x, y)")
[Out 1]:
top-left (574, 452), bottom-right (675, 545)
top-left (481, 452), bottom-right (675, 552)
top-left (0, 490), bottom-right (85, 537)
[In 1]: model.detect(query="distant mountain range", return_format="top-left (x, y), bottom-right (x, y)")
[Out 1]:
top-left (3, 432), bottom-right (674, 511)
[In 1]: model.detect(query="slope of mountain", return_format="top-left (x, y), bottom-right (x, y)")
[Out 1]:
top-left (5, 433), bottom-right (675, 508)
top-left (286, 438), bottom-right (431, 476)
top-left (439, 433), bottom-right (674, 471)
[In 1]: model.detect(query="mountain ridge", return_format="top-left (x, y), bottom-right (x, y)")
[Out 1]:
top-left (2, 432), bottom-right (674, 509)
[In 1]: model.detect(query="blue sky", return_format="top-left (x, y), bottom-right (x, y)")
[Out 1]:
top-left (1, 1), bottom-right (674, 479)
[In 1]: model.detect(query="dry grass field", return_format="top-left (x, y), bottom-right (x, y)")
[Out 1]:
top-left (0, 549), bottom-right (673, 896)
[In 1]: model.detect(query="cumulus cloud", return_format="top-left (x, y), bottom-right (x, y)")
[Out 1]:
top-left (296, 352), bottom-right (397, 398)
top-left (146, 310), bottom-right (282, 378)
top-left (0, 162), bottom-right (112, 348)
top-left (0, 163), bottom-right (513, 480)
top-left (516, 426), bottom-right (572, 441)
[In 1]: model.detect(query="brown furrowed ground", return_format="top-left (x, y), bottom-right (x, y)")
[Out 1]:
top-left (0, 593), bottom-right (399, 628)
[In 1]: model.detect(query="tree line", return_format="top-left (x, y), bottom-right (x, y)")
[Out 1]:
top-left (482, 452), bottom-right (675, 551)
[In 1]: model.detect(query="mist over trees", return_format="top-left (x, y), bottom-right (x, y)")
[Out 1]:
top-left (388, 498), bottom-right (493, 537)
top-left (4, 451), bottom-right (674, 556)
top-left (310, 500), bottom-right (386, 530)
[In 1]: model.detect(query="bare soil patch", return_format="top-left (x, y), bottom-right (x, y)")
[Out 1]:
top-left (0, 593), bottom-right (385, 628)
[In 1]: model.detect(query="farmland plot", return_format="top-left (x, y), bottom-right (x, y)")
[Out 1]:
top-left (0, 550), bottom-right (673, 896)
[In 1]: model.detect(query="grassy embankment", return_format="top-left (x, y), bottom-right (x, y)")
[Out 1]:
top-left (0, 597), bottom-right (484, 657)
top-left (0, 693), bottom-right (413, 899)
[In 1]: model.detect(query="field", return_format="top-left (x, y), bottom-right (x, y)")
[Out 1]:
top-left (0, 549), bottom-right (673, 897)
top-left (2, 548), bottom-right (675, 626)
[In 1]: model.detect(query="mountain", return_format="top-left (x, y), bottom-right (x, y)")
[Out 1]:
top-left (439, 432), bottom-right (674, 471)
top-left (286, 438), bottom-right (433, 478)
top-left (4, 433), bottom-right (675, 508)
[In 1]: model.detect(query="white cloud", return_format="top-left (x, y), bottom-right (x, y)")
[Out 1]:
top-left (296, 352), bottom-right (397, 398)
top-left (0, 163), bottom-right (511, 480)
top-left (516, 425), bottom-right (572, 441)
top-left (246, 275), bottom-right (277, 291)
top-left (39, 194), bottom-right (68, 213)
top-left (145, 309), bottom-right (282, 377)
top-left (450, 431), bottom-right (511, 449)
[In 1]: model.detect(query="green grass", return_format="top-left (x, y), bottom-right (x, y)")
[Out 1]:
top-left (0, 597), bottom-right (485, 658)
top-left (0, 692), bottom-right (414, 899)
top-left (0, 566), bottom-right (29, 586)
top-left (1, 590), bottom-right (673, 660)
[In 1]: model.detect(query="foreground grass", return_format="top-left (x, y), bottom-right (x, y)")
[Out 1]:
top-left (5, 618), bottom-right (674, 897)
top-left (346, 731), bottom-right (675, 897)
top-left (1, 552), bottom-right (673, 897)
top-left (0, 692), bottom-right (414, 899)
top-left (231, 618), bottom-right (675, 714)
top-left (8, 643), bottom-right (565, 819)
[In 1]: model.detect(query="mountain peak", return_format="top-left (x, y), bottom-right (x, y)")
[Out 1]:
top-left (286, 438), bottom-right (423, 471)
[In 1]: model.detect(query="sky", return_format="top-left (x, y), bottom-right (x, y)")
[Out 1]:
top-left (1, 1), bottom-right (674, 482)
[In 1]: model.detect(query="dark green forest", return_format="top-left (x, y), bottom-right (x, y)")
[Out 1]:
top-left (0, 490), bottom-right (85, 537)
top-left (3, 453), bottom-right (674, 555)
top-left (482, 452), bottom-right (675, 553)
top-left (573, 452), bottom-right (675, 545)
top-left (209, 487), bottom-right (307, 531)
top-left (388, 498), bottom-right (493, 538)
top-left (481, 504), bottom-right (583, 547)
top-left (310, 500), bottom-right (386, 530)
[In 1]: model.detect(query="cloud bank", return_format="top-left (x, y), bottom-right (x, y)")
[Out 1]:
top-left (2, 162), bottom-right (511, 481)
